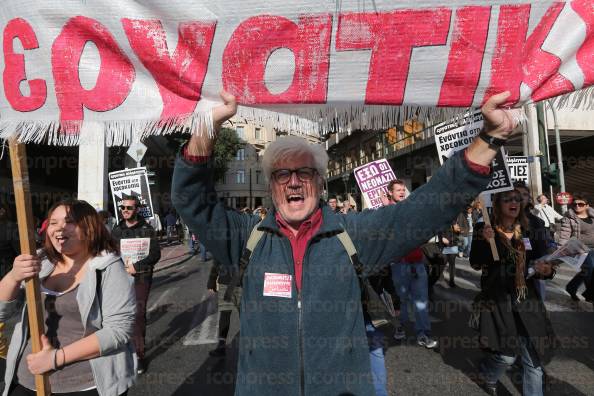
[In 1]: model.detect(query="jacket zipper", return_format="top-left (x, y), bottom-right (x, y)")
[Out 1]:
top-left (281, 235), bottom-right (306, 396)
top-left (297, 237), bottom-right (319, 396)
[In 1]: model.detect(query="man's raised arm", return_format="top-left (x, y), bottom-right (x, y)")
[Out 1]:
top-left (345, 92), bottom-right (522, 271)
top-left (172, 92), bottom-right (258, 268)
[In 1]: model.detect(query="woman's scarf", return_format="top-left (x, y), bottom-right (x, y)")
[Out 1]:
top-left (495, 224), bottom-right (527, 303)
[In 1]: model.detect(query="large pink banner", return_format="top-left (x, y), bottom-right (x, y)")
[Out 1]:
top-left (0, 1), bottom-right (593, 145)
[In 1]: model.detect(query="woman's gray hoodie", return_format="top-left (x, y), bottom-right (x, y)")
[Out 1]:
top-left (0, 252), bottom-right (136, 396)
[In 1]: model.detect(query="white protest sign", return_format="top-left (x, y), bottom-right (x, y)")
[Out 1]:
top-left (434, 110), bottom-right (513, 194)
top-left (506, 156), bottom-right (529, 184)
top-left (354, 159), bottom-right (397, 209)
top-left (120, 238), bottom-right (150, 265)
top-left (434, 111), bottom-right (483, 163)
top-left (109, 167), bottom-right (154, 222)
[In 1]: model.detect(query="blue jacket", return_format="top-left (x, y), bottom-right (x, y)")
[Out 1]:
top-left (172, 151), bottom-right (490, 396)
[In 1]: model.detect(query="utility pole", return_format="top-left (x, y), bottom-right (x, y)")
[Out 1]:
top-left (547, 101), bottom-right (568, 213)
top-left (524, 104), bottom-right (543, 198)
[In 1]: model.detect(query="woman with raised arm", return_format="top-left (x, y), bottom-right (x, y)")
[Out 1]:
top-left (470, 189), bottom-right (557, 396)
top-left (0, 199), bottom-right (136, 396)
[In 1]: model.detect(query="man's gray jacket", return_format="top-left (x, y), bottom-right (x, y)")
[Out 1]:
top-left (172, 151), bottom-right (491, 396)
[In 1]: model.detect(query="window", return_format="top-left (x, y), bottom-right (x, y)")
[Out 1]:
top-left (236, 126), bottom-right (245, 140)
top-left (236, 148), bottom-right (245, 161)
top-left (255, 127), bottom-right (263, 140)
top-left (236, 197), bottom-right (248, 209)
top-left (236, 170), bottom-right (245, 184)
top-left (256, 170), bottom-right (262, 185)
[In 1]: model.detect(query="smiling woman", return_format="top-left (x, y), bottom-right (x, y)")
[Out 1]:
top-left (0, 200), bottom-right (135, 396)
top-left (469, 188), bottom-right (557, 395)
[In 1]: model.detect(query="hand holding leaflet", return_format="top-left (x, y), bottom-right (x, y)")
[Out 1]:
top-left (527, 238), bottom-right (589, 279)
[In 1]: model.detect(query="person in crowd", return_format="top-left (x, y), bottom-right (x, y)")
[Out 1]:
top-left (469, 189), bottom-right (556, 396)
top-left (384, 180), bottom-right (437, 347)
top-left (533, 194), bottom-right (563, 239)
top-left (207, 260), bottom-right (241, 358)
top-left (0, 199), bottom-right (135, 396)
top-left (97, 210), bottom-right (116, 233)
top-left (172, 90), bottom-right (518, 395)
top-left (559, 195), bottom-right (594, 302)
top-left (362, 271), bottom-right (398, 396)
top-left (441, 220), bottom-right (461, 288)
top-left (341, 199), bottom-right (355, 214)
top-left (164, 210), bottom-right (177, 244)
top-left (256, 207), bottom-right (268, 221)
top-left (188, 230), bottom-right (199, 255)
top-left (111, 196), bottom-right (161, 375)
top-left (514, 182), bottom-right (549, 300)
top-left (148, 212), bottom-right (162, 238)
top-left (460, 205), bottom-right (475, 257)
top-left (0, 204), bottom-right (19, 282)
top-left (0, 204), bottom-right (19, 360)
top-left (441, 205), bottom-right (476, 287)
top-left (467, 200), bottom-right (484, 254)
top-left (327, 196), bottom-right (340, 213)
top-left (422, 234), bottom-right (446, 301)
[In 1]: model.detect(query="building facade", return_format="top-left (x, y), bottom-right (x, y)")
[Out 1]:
top-left (215, 122), bottom-right (272, 210)
top-left (326, 102), bottom-right (594, 210)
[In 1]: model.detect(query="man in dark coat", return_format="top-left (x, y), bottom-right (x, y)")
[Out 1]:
top-left (111, 196), bottom-right (161, 374)
top-left (172, 90), bottom-right (520, 396)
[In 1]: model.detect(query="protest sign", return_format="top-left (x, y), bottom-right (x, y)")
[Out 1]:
top-left (507, 156), bottom-right (530, 184)
top-left (120, 238), bottom-right (151, 265)
top-left (434, 110), bottom-right (513, 194)
top-left (354, 159), bottom-right (397, 209)
top-left (1, 1), bottom-right (593, 144)
top-left (109, 167), bottom-right (154, 222)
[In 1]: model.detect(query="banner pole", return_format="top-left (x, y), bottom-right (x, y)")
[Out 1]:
top-left (478, 195), bottom-right (500, 261)
top-left (8, 139), bottom-right (51, 396)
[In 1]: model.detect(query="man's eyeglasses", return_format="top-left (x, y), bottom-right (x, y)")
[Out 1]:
top-left (501, 196), bottom-right (522, 203)
top-left (271, 167), bottom-right (317, 184)
top-left (574, 202), bottom-right (587, 207)
top-left (119, 205), bottom-right (136, 211)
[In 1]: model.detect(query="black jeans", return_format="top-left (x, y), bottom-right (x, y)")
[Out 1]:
top-left (8, 383), bottom-right (128, 396)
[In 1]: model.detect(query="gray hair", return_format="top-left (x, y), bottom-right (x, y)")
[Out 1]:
top-left (262, 136), bottom-right (328, 181)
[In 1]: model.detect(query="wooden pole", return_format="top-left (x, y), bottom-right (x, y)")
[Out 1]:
top-left (478, 195), bottom-right (500, 261)
top-left (8, 139), bottom-right (51, 396)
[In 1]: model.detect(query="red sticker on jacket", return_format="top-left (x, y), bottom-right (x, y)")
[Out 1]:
top-left (263, 273), bottom-right (292, 298)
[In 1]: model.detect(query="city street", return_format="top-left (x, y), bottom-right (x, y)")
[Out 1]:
top-left (130, 254), bottom-right (594, 396)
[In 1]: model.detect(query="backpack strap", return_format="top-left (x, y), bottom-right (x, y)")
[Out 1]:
top-left (335, 230), bottom-right (364, 275)
top-left (224, 221), bottom-right (264, 302)
top-left (336, 228), bottom-right (398, 330)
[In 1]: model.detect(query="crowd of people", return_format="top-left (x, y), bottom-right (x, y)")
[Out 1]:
top-left (0, 89), bottom-right (591, 396)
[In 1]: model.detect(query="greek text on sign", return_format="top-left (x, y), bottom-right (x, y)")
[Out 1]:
top-left (120, 238), bottom-right (150, 265)
top-left (507, 156), bottom-right (530, 184)
top-left (263, 273), bottom-right (292, 298)
top-left (354, 159), bottom-right (397, 209)
top-left (434, 110), bottom-right (513, 195)
top-left (108, 167), bottom-right (155, 222)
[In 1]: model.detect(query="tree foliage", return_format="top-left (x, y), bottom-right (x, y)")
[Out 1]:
top-left (213, 127), bottom-right (242, 182)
